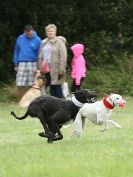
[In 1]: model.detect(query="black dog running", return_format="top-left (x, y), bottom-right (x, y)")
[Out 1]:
top-left (11, 89), bottom-right (97, 143)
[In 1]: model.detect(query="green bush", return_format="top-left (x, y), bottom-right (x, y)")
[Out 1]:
top-left (83, 54), bottom-right (133, 96)
top-left (0, 0), bottom-right (133, 96)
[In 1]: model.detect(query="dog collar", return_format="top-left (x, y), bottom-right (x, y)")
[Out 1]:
top-left (32, 84), bottom-right (41, 90)
top-left (71, 95), bottom-right (84, 108)
top-left (103, 96), bottom-right (114, 109)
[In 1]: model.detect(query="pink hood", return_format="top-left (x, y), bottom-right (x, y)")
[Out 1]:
top-left (71, 44), bottom-right (84, 57)
top-left (71, 44), bottom-right (86, 85)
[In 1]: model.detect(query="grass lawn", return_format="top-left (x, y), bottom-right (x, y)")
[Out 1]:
top-left (0, 97), bottom-right (133, 177)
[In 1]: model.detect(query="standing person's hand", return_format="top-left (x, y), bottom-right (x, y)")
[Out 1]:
top-left (14, 66), bottom-right (18, 72)
top-left (58, 73), bottom-right (64, 80)
top-left (33, 70), bottom-right (38, 76)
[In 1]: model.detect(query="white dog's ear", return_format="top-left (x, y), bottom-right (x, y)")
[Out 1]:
top-left (108, 93), bottom-right (112, 97)
top-left (110, 93), bottom-right (114, 96)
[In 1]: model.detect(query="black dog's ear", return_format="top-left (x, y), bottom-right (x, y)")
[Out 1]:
top-left (92, 91), bottom-right (97, 98)
top-left (93, 91), bottom-right (97, 96)
top-left (88, 89), bottom-right (97, 96)
top-left (72, 89), bottom-right (80, 95)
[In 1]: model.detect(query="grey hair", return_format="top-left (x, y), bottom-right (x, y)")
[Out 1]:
top-left (45, 24), bottom-right (57, 32)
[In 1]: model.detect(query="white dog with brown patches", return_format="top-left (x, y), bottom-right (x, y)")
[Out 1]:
top-left (72, 94), bottom-right (126, 137)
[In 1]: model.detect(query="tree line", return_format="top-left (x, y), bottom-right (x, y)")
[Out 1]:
top-left (0, 0), bottom-right (132, 84)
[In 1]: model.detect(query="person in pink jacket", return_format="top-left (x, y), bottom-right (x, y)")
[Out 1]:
top-left (71, 43), bottom-right (87, 92)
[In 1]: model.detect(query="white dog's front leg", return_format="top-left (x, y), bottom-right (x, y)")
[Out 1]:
top-left (72, 112), bottom-right (83, 137)
top-left (97, 115), bottom-right (109, 132)
top-left (106, 120), bottom-right (122, 128)
top-left (100, 121), bottom-right (109, 132)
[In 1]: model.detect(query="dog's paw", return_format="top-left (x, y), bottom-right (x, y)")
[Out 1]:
top-left (68, 130), bottom-right (76, 137)
top-left (47, 139), bottom-right (53, 143)
top-left (115, 123), bottom-right (122, 129)
top-left (38, 132), bottom-right (48, 138)
top-left (69, 130), bottom-right (81, 138)
top-left (100, 128), bottom-right (108, 132)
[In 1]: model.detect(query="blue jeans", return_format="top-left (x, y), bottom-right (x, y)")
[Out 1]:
top-left (50, 85), bottom-right (64, 98)
top-left (44, 72), bottom-right (64, 98)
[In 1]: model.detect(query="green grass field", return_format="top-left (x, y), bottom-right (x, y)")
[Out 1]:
top-left (0, 97), bottom-right (133, 177)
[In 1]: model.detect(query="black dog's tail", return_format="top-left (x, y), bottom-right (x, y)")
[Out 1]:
top-left (11, 111), bottom-right (29, 120)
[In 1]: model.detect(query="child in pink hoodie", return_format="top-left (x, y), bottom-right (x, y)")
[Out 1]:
top-left (71, 43), bottom-right (86, 92)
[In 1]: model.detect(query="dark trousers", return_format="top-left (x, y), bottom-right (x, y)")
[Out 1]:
top-left (50, 85), bottom-right (64, 98)
top-left (71, 78), bottom-right (84, 92)
top-left (45, 72), bottom-right (64, 98)
top-left (45, 72), bottom-right (51, 89)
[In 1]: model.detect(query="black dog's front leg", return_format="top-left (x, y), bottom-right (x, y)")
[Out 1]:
top-left (51, 132), bottom-right (63, 141)
top-left (39, 110), bottom-right (65, 143)
top-left (47, 120), bottom-right (63, 143)
top-left (38, 132), bottom-right (55, 138)
top-left (47, 132), bottom-right (63, 143)
top-left (39, 124), bottom-right (63, 143)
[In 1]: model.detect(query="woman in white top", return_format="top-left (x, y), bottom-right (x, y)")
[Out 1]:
top-left (38, 24), bottom-right (67, 98)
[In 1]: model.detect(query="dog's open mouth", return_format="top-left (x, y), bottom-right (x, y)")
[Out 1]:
top-left (118, 100), bottom-right (126, 108)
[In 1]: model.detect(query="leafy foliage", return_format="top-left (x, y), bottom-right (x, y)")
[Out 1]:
top-left (0, 0), bottom-right (133, 94)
